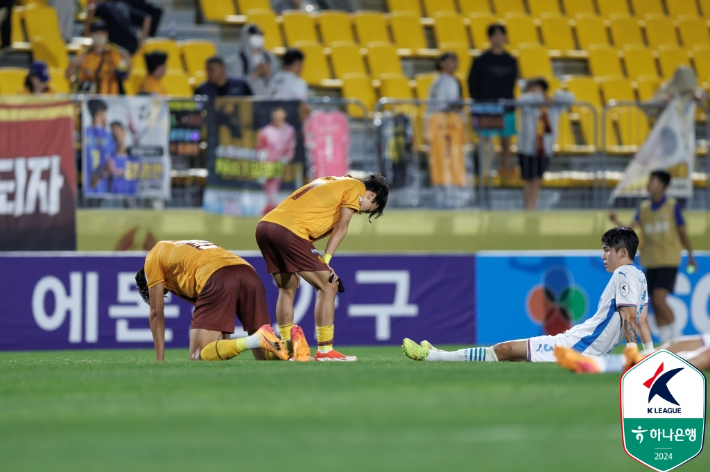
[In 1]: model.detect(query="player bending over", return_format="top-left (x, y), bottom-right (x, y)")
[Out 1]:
top-left (136, 240), bottom-right (289, 362)
top-left (556, 331), bottom-right (710, 373)
top-left (403, 227), bottom-right (651, 363)
top-left (257, 174), bottom-right (389, 361)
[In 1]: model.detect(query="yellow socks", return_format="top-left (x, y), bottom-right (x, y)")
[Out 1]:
top-left (200, 338), bottom-right (248, 361)
top-left (279, 323), bottom-right (295, 342)
top-left (316, 325), bottom-right (334, 353)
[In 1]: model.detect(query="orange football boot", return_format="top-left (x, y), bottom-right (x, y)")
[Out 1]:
top-left (290, 325), bottom-right (311, 362)
top-left (314, 349), bottom-right (357, 362)
top-left (257, 325), bottom-right (289, 361)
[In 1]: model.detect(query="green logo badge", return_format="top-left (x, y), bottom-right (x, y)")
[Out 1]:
top-left (621, 350), bottom-right (706, 471)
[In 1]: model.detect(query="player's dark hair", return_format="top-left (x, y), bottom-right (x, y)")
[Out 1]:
top-left (525, 76), bottom-right (549, 92)
top-left (487, 23), bottom-right (506, 38)
top-left (650, 169), bottom-right (671, 187)
top-left (283, 48), bottom-right (304, 66)
top-left (206, 55), bottom-right (225, 67)
top-left (601, 227), bottom-right (639, 261)
top-left (136, 269), bottom-right (150, 304)
top-left (87, 99), bottom-right (107, 117)
top-left (362, 173), bottom-right (389, 222)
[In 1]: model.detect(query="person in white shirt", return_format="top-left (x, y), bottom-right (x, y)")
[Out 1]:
top-left (269, 48), bottom-right (308, 101)
top-left (403, 227), bottom-right (652, 364)
top-left (426, 52), bottom-right (462, 114)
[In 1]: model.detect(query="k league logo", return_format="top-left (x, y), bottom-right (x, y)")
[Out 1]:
top-left (621, 350), bottom-right (706, 472)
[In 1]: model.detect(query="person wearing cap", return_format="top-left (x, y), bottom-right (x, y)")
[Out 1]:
top-left (228, 23), bottom-right (279, 96)
top-left (67, 21), bottom-right (132, 95)
top-left (269, 48), bottom-right (308, 100)
top-left (139, 50), bottom-right (167, 95)
top-left (22, 61), bottom-right (55, 94)
top-left (195, 56), bottom-right (253, 98)
top-left (426, 52), bottom-right (462, 114)
top-left (84, 0), bottom-right (151, 55)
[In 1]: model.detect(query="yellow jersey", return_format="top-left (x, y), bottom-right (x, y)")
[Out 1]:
top-left (79, 46), bottom-right (125, 95)
top-left (144, 240), bottom-right (250, 300)
top-left (139, 76), bottom-right (166, 95)
top-left (261, 176), bottom-right (365, 241)
top-left (638, 197), bottom-right (683, 268)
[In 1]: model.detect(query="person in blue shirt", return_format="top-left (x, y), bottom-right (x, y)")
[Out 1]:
top-left (194, 56), bottom-right (253, 98)
top-left (107, 121), bottom-right (141, 195)
top-left (85, 99), bottom-right (115, 194)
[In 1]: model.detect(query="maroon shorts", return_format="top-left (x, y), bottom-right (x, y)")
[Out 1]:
top-left (191, 264), bottom-right (270, 334)
top-left (255, 221), bottom-right (329, 274)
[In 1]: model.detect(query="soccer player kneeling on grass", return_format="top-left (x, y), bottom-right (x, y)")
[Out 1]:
top-left (403, 227), bottom-right (652, 364)
top-left (256, 174), bottom-right (389, 361)
top-left (136, 240), bottom-right (289, 362)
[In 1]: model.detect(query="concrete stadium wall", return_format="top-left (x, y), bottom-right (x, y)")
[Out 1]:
top-left (77, 209), bottom-right (710, 252)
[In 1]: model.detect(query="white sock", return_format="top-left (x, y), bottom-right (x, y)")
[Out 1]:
top-left (245, 333), bottom-right (261, 350)
top-left (426, 347), bottom-right (497, 362)
top-left (702, 334), bottom-right (710, 347)
top-left (598, 354), bottom-right (626, 373)
top-left (658, 325), bottom-right (674, 343)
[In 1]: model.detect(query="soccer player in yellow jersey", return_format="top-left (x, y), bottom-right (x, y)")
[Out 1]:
top-left (135, 240), bottom-right (289, 362)
top-left (256, 174), bottom-right (389, 361)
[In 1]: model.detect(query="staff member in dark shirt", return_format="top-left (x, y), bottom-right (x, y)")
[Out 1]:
top-left (468, 23), bottom-right (518, 180)
top-left (195, 56), bottom-right (253, 98)
top-left (84, 0), bottom-right (151, 55)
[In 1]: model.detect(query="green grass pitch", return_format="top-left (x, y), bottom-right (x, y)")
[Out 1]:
top-left (0, 347), bottom-right (707, 472)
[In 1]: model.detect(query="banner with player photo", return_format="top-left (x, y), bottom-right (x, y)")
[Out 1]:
top-left (82, 96), bottom-right (171, 199)
top-left (0, 97), bottom-right (77, 250)
top-left (203, 98), bottom-right (306, 216)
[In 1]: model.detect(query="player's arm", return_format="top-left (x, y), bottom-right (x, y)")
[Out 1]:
top-left (637, 304), bottom-right (654, 354)
top-left (608, 210), bottom-right (638, 230)
top-left (677, 225), bottom-right (697, 271)
top-left (148, 283), bottom-right (166, 361)
top-left (323, 207), bottom-right (356, 281)
top-left (620, 306), bottom-right (638, 345)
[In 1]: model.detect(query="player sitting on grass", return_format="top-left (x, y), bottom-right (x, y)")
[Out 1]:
top-left (256, 174), bottom-right (389, 361)
top-left (556, 331), bottom-right (710, 373)
top-left (136, 239), bottom-right (291, 362)
top-left (403, 227), bottom-right (652, 363)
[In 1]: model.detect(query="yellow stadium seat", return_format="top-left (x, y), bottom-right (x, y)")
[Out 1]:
top-left (162, 71), bottom-right (193, 97)
top-left (125, 67), bottom-right (145, 96)
top-left (458, 0), bottom-right (492, 16)
top-left (366, 42), bottom-right (404, 78)
top-left (0, 68), bottom-right (27, 95)
top-left (414, 72), bottom-right (437, 99)
top-left (599, 77), bottom-right (649, 147)
top-left (561, 0), bottom-right (595, 16)
top-left (666, 0), bottom-right (699, 17)
top-left (199, 0), bottom-right (236, 22)
top-left (11, 7), bottom-right (25, 45)
top-left (330, 41), bottom-right (367, 78)
top-left (180, 40), bottom-right (218, 78)
top-left (622, 45), bottom-right (659, 78)
top-left (433, 12), bottom-right (470, 47)
top-left (516, 43), bottom-right (553, 78)
top-left (599, 76), bottom-right (635, 101)
top-left (701, 0), bottom-right (710, 17)
top-left (282, 11), bottom-right (318, 45)
top-left (342, 73), bottom-right (376, 116)
top-left (246, 10), bottom-right (283, 50)
top-left (468, 12), bottom-right (496, 50)
top-left (504, 13), bottom-right (540, 48)
top-left (353, 11), bottom-right (390, 46)
top-left (48, 68), bottom-right (69, 93)
top-left (390, 11), bottom-right (428, 51)
top-left (318, 11), bottom-right (354, 46)
top-left (539, 14), bottom-right (576, 53)
top-left (588, 45), bottom-right (623, 77)
top-left (292, 41), bottom-right (331, 85)
top-left (596, 0), bottom-right (630, 16)
top-left (387, 0), bottom-right (421, 16)
top-left (491, 0), bottom-right (525, 15)
top-left (527, 0), bottom-right (561, 17)
top-left (609, 15), bottom-right (644, 47)
top-left (30, 36), bottom-right (68, 69)
top-left (24, 5), bottom-right (62, 42)
top-left (438, 42), bottom-right (472, 76)
top-left (236, 0), bottom-right (269, 13)
top-left (379, 74), bottom-right (414, 99)
top-left (644, 15), bottom-right (679, 48)
top-left (629, 0), bottom-right (664, 17)
top-left (142, 39), bottom-right (183, 73)
top-left (422, 0), bottom-right (457, 16)
top-left (678, 16), bottom-right (710, 48)
top-left (574, 14), bottom-right (609, 50)
top-left (692, 45), bottom-right (710, 82)
top-left (658, 45), bottom-right (691, 79)
top-left (565, 76), bottom-right (602, 147)
top-left (636, 75), bottom-right (660, 100)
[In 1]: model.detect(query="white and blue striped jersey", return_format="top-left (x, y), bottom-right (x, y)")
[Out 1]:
top-left (566, 265), bottom-right (648, 356)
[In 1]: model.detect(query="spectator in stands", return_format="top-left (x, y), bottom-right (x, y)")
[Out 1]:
top-left (427, 52), bottom-right (462, 114)
top-left (195, 56), bottom-right (253, 98)
top-left (229, 24), bottom-right (279, 96)
top-left (66, 21), bottom-right (131, 95)
top-left (117, 0), bottom-right (162, 37)
top-left (139, 50), bottom-right (167, 95)
top-left (269, 48), bottom-right (308, 100)
top-left (22, 61), bottom-right (54, 94)
top-left (0, 0), bottom-right (13, 51)
top-left (468, 23), bottom-right (518, 181)
top-left (84, 0), bottom-right (151, 55)
top-left (50, 0), bottom-right (76, 42)
top-left (517, 77), bottom-right (574, 210)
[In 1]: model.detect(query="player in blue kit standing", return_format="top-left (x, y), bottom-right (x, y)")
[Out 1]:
top-left (107, 121), bottom-right (140, 194)
top-left (85, 99), bottom-right (115, 194)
